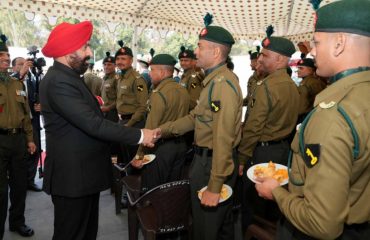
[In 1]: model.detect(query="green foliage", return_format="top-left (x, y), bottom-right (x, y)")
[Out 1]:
top-left (0, 8), bottom-right (251, 62)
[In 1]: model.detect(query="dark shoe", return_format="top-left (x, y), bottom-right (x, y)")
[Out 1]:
top-left (9, 224), bottom-right (34, 237)
top-left (28, 183), bottom-right (42, 192)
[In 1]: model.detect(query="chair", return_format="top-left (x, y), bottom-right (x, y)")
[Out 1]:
top-left (122, 178), bottom-right (192, 240)
top-left (245, 215), bottom-right (277, 240)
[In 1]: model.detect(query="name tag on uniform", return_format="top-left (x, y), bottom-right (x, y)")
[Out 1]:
top-left (120, 85), bottom-right (128, 90)
top-left (104, 84), bottom-right (111, 87)
top-left (16, 90), bottom-right (27, 97)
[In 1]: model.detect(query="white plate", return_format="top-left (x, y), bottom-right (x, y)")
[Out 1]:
top-left (246, 163), bottom-right (288, 186)
top-left (141, 154), bottom-right (156, 165)
top-left (197, 184), bottom-right (232, 203)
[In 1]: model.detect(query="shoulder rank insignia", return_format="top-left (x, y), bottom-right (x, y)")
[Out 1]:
top-left (137, 85), bottom-right (144, 92)
top-left (191, 83), bottom-right (197, 89)
top-left (191, 74), bottom-right (197, 78)
top-left (214, 76), bottom-right (224, 83)
top-left (319, 101), bottom-right (336, 109)
top-left (303, 144), bottom-right (320, 168)
top-left (211, 100), bottom-right (221, 112)
top-left (256, 80), bottom-right (263, 86)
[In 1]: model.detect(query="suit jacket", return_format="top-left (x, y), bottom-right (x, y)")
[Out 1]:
top-left (40, 61), bottom-right (141, 197)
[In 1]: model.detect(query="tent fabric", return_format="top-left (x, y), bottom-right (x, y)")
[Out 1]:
top-left (1, 0), bottom-right (336, 44)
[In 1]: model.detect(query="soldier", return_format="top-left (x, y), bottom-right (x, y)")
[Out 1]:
top-left (297, 58), bottom-right (326, 123)
top-left (131, 54), bottom-right (190, 192)
top-left (237, 26), bottom-right (300, 228)
top-left (114, 41), bottom-right (149, 164)
top-left (0, 34), bottom-right (36, 238)
top-left (243, 46), bottom-right (261, 107)
top-left (100, 52), bottom-right (118, 123)
top-left (178, 46), bottom-right (204, 111)
top-left (154, 14), bottom-right (243, 240)
top-left (256, 1), bottom-right (370, 239)
top-left (83, 59), bottom-right (103, 96)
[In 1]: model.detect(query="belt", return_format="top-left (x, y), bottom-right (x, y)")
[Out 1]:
top-left (119, 113), bottom-right (133, 120)
top-left (157, 136), bottom-right (185, 145)
top-left (257, 139), bottom-right (287, 147)
top-left (194, 145), bottom-right (213, 157)
top-left (0, 128), bottom-right (23, 135)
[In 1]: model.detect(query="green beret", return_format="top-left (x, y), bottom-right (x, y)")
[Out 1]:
top-left (315, 0), bottom-right (370, 37)
top-left (297, 58), bottom-right (316, 69)
top-left (115, 46), bottom-right (133, 58)
top-left (261, 36), bottom-right (295, 57)
top-left (150, 54), bottom-right (177, 66)
top-left (199, 26), bottom-right (235, 46)
top-left (178, 47), bottom-right (196, 59)
top-left (0, 34), bottom-right (9, 53)
top-left (103, 52), bottom-right (115, 64)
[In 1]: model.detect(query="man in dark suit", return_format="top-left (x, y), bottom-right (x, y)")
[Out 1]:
top-left (39, 21), bottom-right (157, 240)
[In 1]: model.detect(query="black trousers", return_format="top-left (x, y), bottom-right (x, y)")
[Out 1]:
top-left (241, 141), bottom-right (290, 233)
top-left (141, 138), bottom-right (187, 192)
top-left (51, 193), bottom-right (100, 240)
top-left (27, 118), bottom-right (41, 185)
top-left (0, 134), bottom-right (28, 238)
top-left (189, 149), bottom-right (238, 240)
top-left (119, 119), bottom-right (145, 167)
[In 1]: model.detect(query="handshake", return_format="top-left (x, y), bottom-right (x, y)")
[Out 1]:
top-left (141, 128), bottom-right (162, 148)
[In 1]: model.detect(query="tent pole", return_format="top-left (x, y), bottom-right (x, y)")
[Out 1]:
top-left (132, 25), bottom-right (138, 70)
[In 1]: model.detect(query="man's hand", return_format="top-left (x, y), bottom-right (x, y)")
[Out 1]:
top-left (100, 106), bottom-right (110, 112)
top-left (34, 103), bottom-right (41, 112)
top-left (152, 128), bottom-right (162, 139)
top-left (141, 129), bottom-right (158, 147)
top-left (20, 59), bottom-right (33, 78)
top-left (201, 190), bottom-right (220, 207)
top-left (131, 159), bottom-right (143, 169)
top-left (27, 142), bottom-right (37, 154)
top-left (255, 177), bottom-right (280, 200)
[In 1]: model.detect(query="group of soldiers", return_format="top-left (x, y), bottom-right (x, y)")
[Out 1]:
top-left (0, 0), bottom-right (369, 239)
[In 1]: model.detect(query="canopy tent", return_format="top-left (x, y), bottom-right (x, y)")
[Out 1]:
top-left (1, 0), bottom-right (336, 44)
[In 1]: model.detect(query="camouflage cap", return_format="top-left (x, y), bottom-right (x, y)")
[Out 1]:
top-left (150, 54), bottom-right (177, 66)
top-left (315, 0), bottom-right (370, 37)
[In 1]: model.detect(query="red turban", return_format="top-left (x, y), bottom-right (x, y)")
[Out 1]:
top-left (42, 21), bottom-right (93, 58)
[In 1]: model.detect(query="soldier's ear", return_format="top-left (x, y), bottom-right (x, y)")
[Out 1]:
top-left (333, 33), bottom-right (346, 57)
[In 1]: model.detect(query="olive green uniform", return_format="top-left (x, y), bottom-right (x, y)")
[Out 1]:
top-left (238, 68), bottom-right (300, 224)
top-left (273, 70), bottom-right (370, 239)
top-left (116, 67), bottom-right (148, 127)
top-left (116, 67), bottom-right (148, 164)
top-left (101, 73), bottom-right (118, 122)
top-left (160, 64), bottom-right (243, 240)
top-left (84, 72), bottom-right (103, 96)
top-left (0, 76), bottom-right (33, 237)
top-left (243, 71), bottom-right (259, 107)
top-left (138, 78), bottom-right (190, 191)
top-left (179, 68), bottom-right (204, 110)
top-left (298, 74), bottom-right (326, 115)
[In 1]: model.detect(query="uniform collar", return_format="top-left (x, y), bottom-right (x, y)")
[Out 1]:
top-left (204, 62), bottom-right (225, 77)
top-left (0, 71), bottom-right (11, 83)
top-left (330, 67), bottom-right (370, 84)
top-left (119, 67), bottom-right (133, 77)
top-left (104, 72), bottom-right (115, 80)
top-left (264, 68), bottom-right (289, 83)
top-left (153, 77), bottom-right (174, 91)
top-left (202, 64), bottom-right (228, 87)
top-left (314, 70), bottom-right (370, 107)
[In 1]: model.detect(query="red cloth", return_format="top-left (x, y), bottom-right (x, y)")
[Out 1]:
top-left (96, 96), bottom-right (104, 106)
top-left (42, 21), bottom-right (93, 58)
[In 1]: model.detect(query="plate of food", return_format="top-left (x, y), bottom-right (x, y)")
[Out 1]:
top-left (197, 184), bottom-right (232, 203)
top-left (140, 154), bottom-right (156, 165)
top-left (247, 161), bottom-right (288, 185)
